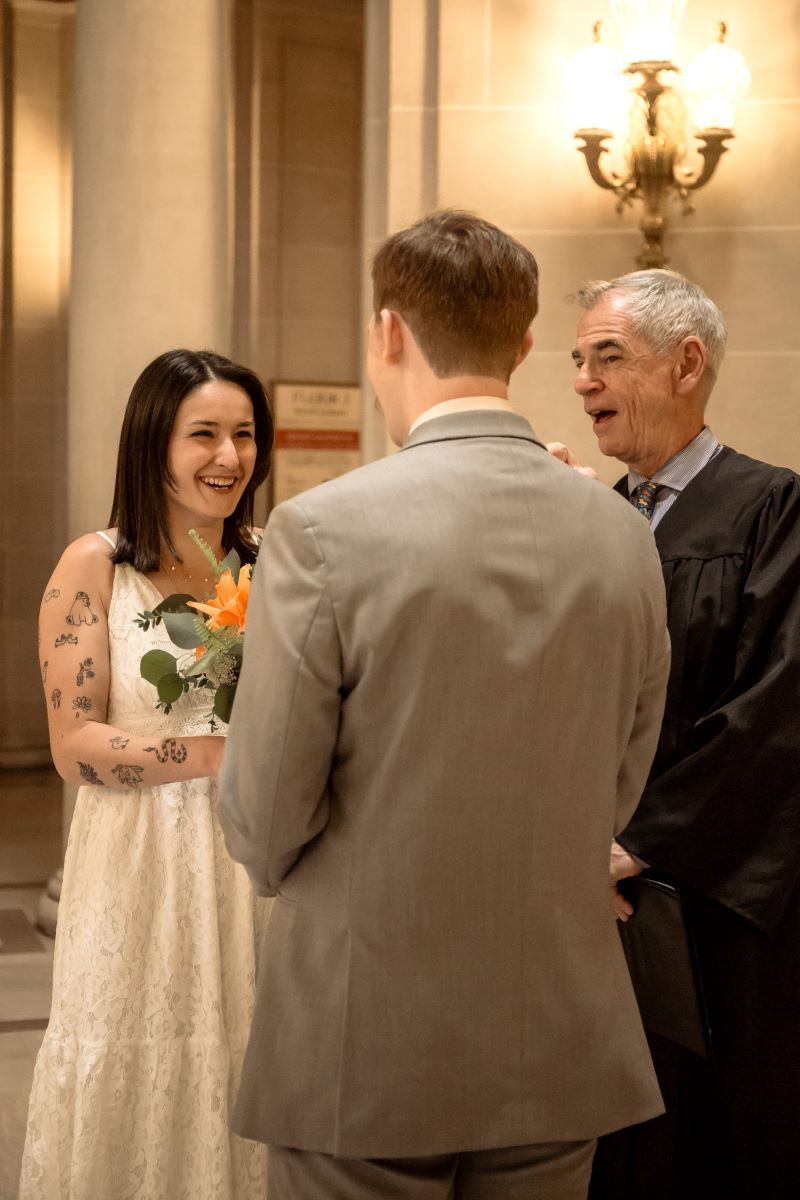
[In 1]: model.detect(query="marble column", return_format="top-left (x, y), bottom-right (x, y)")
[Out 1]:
top-left (63, 0), bottom-right (232, 844)
top-left (360, 0), bottom-right (441, 462)
top-left (69, 0), bottom-right (232, 539)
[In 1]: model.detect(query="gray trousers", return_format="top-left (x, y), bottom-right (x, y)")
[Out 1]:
top-left (267, 1139), bottom-right (597, 1199)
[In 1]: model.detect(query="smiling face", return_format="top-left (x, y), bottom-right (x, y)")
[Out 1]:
top-left (165, 379), bottom-right (257, 530)
top-left (572, 292), bottom-right (705, 477)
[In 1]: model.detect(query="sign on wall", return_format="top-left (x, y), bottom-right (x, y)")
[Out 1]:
top-left (271, 381), bottom-right (362, 505)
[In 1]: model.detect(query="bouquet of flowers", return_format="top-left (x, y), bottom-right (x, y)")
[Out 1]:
top-left (135, 531), bottom-right (252, 724)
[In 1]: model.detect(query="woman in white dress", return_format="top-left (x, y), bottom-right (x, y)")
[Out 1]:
top-left (19, 349), bottom-right (273, 1200)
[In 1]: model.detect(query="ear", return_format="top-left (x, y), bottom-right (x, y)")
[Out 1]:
top-left (511, 327), bottom-right (534, 373)
top-left (379, 308), bottom-right (404, 364)
top-left (674, 336), bottom-right (706, 394)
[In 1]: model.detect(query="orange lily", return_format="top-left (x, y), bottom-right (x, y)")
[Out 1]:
top-left (188, 566), bottom-right (251, 634)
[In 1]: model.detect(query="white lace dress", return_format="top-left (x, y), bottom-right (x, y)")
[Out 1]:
top-left (19, 564), bottom-right (269, 1199)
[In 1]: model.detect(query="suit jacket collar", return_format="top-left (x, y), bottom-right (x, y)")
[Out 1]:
top-left (401, 409), bottom-right (545, 453)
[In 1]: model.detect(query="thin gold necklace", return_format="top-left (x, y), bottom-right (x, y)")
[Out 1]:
top-left (160, 557), bottom-right (215, 591)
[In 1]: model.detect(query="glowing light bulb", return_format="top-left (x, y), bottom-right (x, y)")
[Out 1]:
top-left (610, 0), bottom-right (686, 62)
top-left (686, 25), bottom-right (751, 130)
top-left (567, 28), bottom-right (626, 131)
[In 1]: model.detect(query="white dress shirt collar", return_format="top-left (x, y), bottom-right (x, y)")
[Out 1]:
top-left (408, 396), bottom-right (514, 436)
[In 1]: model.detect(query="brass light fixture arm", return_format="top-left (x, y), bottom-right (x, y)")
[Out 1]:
top-left (575, 131), bottom-right (637, 202)
top-left (680, 129), bottom-right (733, 192)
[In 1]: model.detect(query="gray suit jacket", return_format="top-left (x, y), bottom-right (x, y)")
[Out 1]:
top-left (219, 410), bottom-right (669, 1157)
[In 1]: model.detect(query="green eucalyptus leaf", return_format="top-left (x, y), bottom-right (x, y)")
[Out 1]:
top-left (185, 650), bottom-right (215, 677)
top-left (162, 611), bottom-right (204, 649)
top-left (217, 549), bottom-right (241, 583)
top-left (213, 683), bottom-right (236, 724)
top-left (140, 649), bottom-right (178, 685)
top-left (154, 593), bottom-right (194, 615)
top-left (156, 672), bottom-right (185, 705)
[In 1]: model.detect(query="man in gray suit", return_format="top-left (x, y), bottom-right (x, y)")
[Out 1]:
top-left (219, 210), bottom-right (670, 1199)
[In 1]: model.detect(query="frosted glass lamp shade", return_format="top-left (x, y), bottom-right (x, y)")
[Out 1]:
top-left (686, 38), bottom-right (751, 130)
top-left (610, 0), bottom-right (686, 62)
top-left (567, 40), bottom-right (626, 131)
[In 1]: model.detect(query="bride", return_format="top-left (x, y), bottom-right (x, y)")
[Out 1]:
top-left (19, 348), bottom-right (273, 1199)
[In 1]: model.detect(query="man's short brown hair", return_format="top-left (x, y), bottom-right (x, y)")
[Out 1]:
top-left (371, 210), bottom-right (539, 381)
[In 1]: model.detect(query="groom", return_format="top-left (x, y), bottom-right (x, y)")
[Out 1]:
top-left (219, 210), bottom-right (670, 1199)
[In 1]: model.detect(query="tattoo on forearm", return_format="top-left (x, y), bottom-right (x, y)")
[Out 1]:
top-left (51, 688), bottom-right (61, 709)
top-left (76, 658), bottom-right (95, 687)
top-left (72, 696), bottom-right (92, 718)
top-left (78, 761), bottom-right (105, 786)
top-left (143, 738), bottom-right (188, 764)
top-left (110, 735), bottom-right (129, 749)
top-left (41, 661), bottom-right (48, 685)
top-left (44, 589), bottom-right (60, 603)
top-left (111, 763), bottom-right (144, 788)
top-left (55, 633), bottom-right (79, 647)
top-left (67, 592), bottom-right (99, 626)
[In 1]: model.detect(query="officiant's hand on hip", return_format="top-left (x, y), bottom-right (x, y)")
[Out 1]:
top-left (610, 839), bottom-right (643, 922)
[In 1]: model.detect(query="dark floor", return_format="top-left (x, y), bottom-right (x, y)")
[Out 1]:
top-left (0, 768), bottom-right (60, 1198)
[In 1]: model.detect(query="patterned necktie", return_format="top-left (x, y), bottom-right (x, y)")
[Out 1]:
top-left (634, 480), bottom-right (658, 521)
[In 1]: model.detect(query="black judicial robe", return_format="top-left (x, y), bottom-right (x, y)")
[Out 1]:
top-left (590, 447), bottom-right (800, 1200)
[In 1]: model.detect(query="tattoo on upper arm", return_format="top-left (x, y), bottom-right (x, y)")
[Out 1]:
top-left (55, 633), bottom-right (79, 648)
top-left (111, 763), bottom-right (144, 788)
top-left (44, 589), bottom-right (60, 603)
top-left (41, 661), bottom-right (48, 685)
top-left (72, 696), bottom-right (92, 718)
top-left (143, 738), bottom-right (188, 764)
top-left (76, 658), bottom-right (95, 687)
top-left (51, 688), bottom-right (61, 709)
top-left (110, 736), bottom-right (129, 749)
top-left (67, 592), bottom-right (99, 626)
top-left (78, 761), bottom-right (105, 786)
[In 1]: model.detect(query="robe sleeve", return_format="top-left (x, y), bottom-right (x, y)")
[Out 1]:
top-left (618, 475), bottom-right (800, 935)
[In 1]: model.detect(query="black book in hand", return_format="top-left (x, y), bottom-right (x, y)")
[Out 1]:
top-left (618, 874), bottom-right (713, 1058)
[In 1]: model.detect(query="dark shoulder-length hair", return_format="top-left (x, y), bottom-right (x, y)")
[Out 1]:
top-left (109, 348), bottom-right (273, 572)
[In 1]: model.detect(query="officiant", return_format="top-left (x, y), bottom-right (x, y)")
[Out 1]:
top-left (566, 268), bottom-right (800, 1200)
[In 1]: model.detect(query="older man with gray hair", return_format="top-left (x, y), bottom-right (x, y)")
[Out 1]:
top-left (564, 269), bottom-right (800, 1200)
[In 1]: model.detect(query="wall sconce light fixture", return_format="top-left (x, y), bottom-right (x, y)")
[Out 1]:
top-left (568, 1), bottom-right (750, 267)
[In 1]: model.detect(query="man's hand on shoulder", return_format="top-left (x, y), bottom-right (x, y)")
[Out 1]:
top-left (610, 839), bottom-right (644, 922)
top-left (546, 442), bottom-right (598, 480)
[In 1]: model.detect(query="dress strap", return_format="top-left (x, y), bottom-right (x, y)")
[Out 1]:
top-left (95, 530), bottom-right (116, 549)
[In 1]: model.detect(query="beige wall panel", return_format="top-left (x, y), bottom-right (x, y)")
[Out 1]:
top-left (250, 238), bottom-right (280, 320)
top-left (687, 102), bottom-right (800, 228)
top-left (11, 248), bottom-right (61, 320)
top-left (12, 103), bottom-right (60, 176)
top-left (246, 316), bottom-right (280, 380)
top-left (709, 355), bottom-right (800, 473)
top-left (664, 230), bottom-right (799, 352)
top-left (12, 169), bottom-right (61, 255)
top-left (9, 321), bottom-right (66, 402)
top-left (7, 408), bottom-right (65, 496)
top-left (12, 9), bottom-right (62, 103)
top-left (278, 317), bottom-right (360, 382)
top-left (439, 0), bottom-right (489, 106)
top-left (437, 107), bottom-right (641, 232)
top-left (389, 0), bottom-right (434, 107)
top-left (280, 243), bottom-right (360, 322)
top-left (487, 0), bottom-right (576, 106)
top-left (387, 107), bottom-right (439, 229)
top-left (282, 76), bottom-right (361, 173)
top-left (510, 230), bottom-right (644, 349)
top-left (363, 115), bottom-right (389, 239)
top-left (282, 165), bottom-right (360, 247)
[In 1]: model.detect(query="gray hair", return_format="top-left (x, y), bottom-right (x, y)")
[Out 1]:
top-left (573, 269), bottom-right (727, 384)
